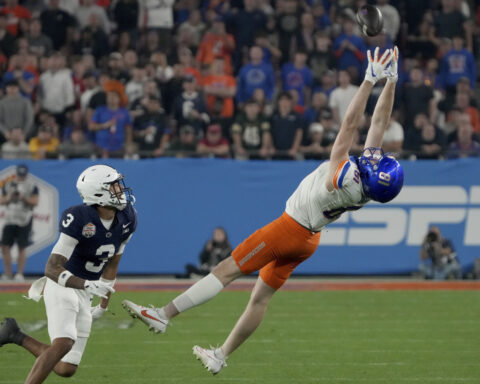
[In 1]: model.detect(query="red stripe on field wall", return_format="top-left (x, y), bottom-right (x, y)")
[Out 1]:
top-left (1, 280), bottom-right (480, 293)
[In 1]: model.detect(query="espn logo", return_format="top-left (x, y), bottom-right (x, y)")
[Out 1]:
top-left (320, 186), bottom-right (480, 246)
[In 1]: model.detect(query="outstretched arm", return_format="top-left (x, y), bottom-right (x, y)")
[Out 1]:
top-left (364, 47), bottom-right (399, 149)
top-left (327, 47), bottom-right (393, 190)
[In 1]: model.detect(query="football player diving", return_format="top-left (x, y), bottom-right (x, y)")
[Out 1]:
top-left (0, 165), bottom-right (137, 384)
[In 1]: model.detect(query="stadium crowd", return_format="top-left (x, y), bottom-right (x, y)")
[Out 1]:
top-left (0, 0), bottom-right (478, 160)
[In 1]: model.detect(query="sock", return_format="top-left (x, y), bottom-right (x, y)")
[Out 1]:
top-left (172, 273), bottom-right (224, 313)
top-left (13, 331), bottom-right (26, 346)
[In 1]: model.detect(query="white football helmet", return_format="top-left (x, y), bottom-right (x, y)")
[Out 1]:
top-left (76, 165), bottom-right (134, 210)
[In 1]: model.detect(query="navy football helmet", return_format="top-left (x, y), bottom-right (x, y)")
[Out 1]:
top-left (358, 147), bottom-right (404, 203)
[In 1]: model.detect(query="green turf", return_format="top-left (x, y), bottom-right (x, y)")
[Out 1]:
top-left (1, 290), bottom-right (480, 383)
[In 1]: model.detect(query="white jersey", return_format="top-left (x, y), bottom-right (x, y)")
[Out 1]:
top-left (285, 158), bottom-right (369, 232)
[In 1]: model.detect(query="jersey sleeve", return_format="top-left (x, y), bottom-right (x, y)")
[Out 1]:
top-left (58, 206), bottom-right (84, 240)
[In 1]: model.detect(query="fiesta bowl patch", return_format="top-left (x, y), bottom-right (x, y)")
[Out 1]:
top-left (82, 223), bottom-right (96, 238)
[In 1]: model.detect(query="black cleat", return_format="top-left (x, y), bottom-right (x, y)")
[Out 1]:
top-left (0, 318), bottom-right (24, 347)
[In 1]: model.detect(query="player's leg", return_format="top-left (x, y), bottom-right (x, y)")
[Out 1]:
top-left (122, 216), bottom-right (285, 332)
top-left (192, 276), bottom-right (276, 374)
top-left (24, 337), bottom-right (75, 384)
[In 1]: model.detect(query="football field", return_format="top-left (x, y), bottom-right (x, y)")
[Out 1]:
top-left (1, 285), bottom-right (480, 384)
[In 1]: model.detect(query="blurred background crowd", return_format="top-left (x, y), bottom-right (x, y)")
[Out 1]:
top-left (0, 0), bottom-right (478, 160)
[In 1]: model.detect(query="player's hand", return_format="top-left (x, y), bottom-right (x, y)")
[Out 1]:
top-left (90, 304), bottom-right (107, 320)
top-left (84, 280), bottom-right (115, 299)
top-left (364, 47), bottom-right (393, 84)
top-left (384, 46), bottom-right (399, 83)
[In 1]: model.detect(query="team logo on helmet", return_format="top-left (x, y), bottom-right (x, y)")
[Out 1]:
top-left (82, 223), bottom-right (96, 238)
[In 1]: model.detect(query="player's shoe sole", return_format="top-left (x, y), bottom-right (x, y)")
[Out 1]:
top-left (0, 318), bottom-right (22, 347)
top-left (193, 345), bottom-right (227, 375)
top-left (121, 300), bottom-right (168, 334)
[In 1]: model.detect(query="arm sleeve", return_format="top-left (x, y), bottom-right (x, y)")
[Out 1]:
top-left (51, 233), bottom-right (79, 260)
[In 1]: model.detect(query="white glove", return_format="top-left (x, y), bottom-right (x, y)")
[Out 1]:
top-left (384, 46), bottom-right (399, 83)
top-left (364, 47), bottom-right (393, 84)
top-left (84, 280), bottom-right (115, 299)
top-left (91, 304), bottom-right (107, 320)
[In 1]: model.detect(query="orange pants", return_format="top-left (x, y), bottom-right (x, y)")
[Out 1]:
top-left (232, 212), bottom-right (321, 290)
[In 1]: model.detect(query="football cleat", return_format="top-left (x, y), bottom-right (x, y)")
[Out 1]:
top-left (0, 318), bottom-right (25, 347)
top-left (193, 345), bottom-right (227, 375)
top-left (121, 300), bottom-right (169, 334)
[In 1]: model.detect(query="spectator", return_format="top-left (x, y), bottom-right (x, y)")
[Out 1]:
top-left (76, 13), bottom-right (110, 61)
top-left (151, 51), bottom-right (173, 86)
top-left (447, 113), bottom-right (480, 159)
top-left (89, 90), bottom-right (132, 158)
top-left (0, 79), bottom-right (33, 138)
top-left (180, 226), bottom-right (232, 278)
top-left (113, 0), bottom-right (139, 34)
top-left (196, 17), bottom-right (235, 74)
top-left (294, 12), bottom-right (316, 54)
top-left (40, 0), bottom-right (76, 50)
top-left (107, 51), bottom-right (130, 84)
top-left (402, 67), bottom-right (436, 128)
top-left (231, 99), bottom-right (273, 159)
top-left (130, 79), bottom-right (161, 118)
top-left (172, 75), bottom-right (209, 136)
top-left (299, 122), bottom-right (328, 160)
top-left (169, 124), bottom-right (197, 157)
top-left (405, 11), bottom-right (437, 59)
top-left (29, 124), bottom-right (60, 159)
top-left (270, 92), bottom-right (303, 159)
top-left (197, 123), bottom-right (229, 158)
top-left (76, 0), bottom-right (110, 34)
top-left (38, 52), bottom-right (74, 128)
top-left (318, 108), bottom-right (338, 149)
top-left (303, 91), bottom-right (328, 126)
top-left (333, 11), bottom-right (366, 81)
top-left (0, 13), bottom-right (16, 57)
top-left (437, 34), bottom-right (476, 98)
top-left (2, 54), bottom-right (35, 99)
top-left (433, 0), bottom-right (472, 51)
top-left (203, 57), bottom-right (236, 119)
top-left (454, 92), bottom-right (480, 134)
top-left (1, 0), bottom-right (31, 36)
top-left (237, 46), bottom-right (275, 105)
top-left (329, 70), bottom-right (359, 124)
top-left (176, 9), bottom-right (206, 51)
top-left (138, 0), bottom-right (175, 53)
top-left (254, 30), bottom-right (282, 66)
top-left (125, 66), bottom-right (146, 106)
top-left (275, 0), bottom-right (300, 63)
top-left (314, 69), bottom-right (336, 97)
top-left (58, 128), bottom-right (94, 159)
top-left (375, 0), bottom-right (400, 41)
top-left (1, 127), bottom-right (29, 159)
top-left (0, 164), bottom-right (38, 281)
top-left (281, 50), bottom-right (313, 107)
top-left (133, 96), bottom-right (170, 157)
top-left (308, 31), bottom-right (336, 84)
top-left (175, 46), bottom-right (202, 84)
top-left (80, 70), bottom-right (100, 115)
top-left (416, 121), bottom-right (446, 160)
top-left (226, 0), bottom-right (267, 66)
top-left (382, 115), bottom-right (404, 154)
top-left (419, 226), bottom-right (462, 280)
top-left (27, 18), bottom-right (53, 57)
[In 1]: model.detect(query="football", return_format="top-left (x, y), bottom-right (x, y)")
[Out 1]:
top-left (356, 5), bottom-right (384, 37)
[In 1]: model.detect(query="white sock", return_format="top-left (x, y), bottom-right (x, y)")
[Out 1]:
top-left (172, 273), bottom-right (224, 313)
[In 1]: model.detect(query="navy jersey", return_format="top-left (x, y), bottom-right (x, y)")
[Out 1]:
top-left (60, 203), bottom-right (137, 280)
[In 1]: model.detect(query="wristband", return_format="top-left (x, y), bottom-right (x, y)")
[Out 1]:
top-left (58, 270), bottom-right (73, 287)
top-left (100, 277), bottom-right (116, 288)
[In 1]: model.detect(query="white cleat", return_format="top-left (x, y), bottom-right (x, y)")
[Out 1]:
top-left (193, 345), bottom-right (227, 375)
top-left (121, 300), bottom-right (169, 334)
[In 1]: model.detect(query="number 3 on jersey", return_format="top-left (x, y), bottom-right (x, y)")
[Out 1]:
top-left (62, 213), bottom-right (74, 228)
top-left (85, 244), bottom-right (116, 273)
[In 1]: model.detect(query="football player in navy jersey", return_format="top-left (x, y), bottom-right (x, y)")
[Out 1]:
top-left (0, 165), bottom-right (137, 384)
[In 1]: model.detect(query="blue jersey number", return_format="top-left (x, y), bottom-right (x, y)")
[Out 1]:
top-left (85, 244), bottom-right (116, 273)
